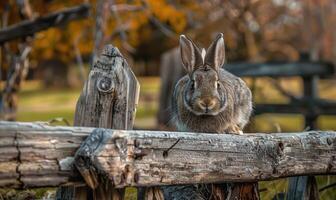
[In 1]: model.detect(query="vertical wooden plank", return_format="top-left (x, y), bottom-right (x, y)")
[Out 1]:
top-left (303, 76), bottom-right (318, 130)
top-left (227, 183), bottom-right (260, 200)
top-left (306, 176), bottom-right (320, 200)
top-left (55, 185), bottom-right (75, 200)
top-left (77, 45), bottom-right (139, 200)
top-left (287, 176), bottom-right (320, 200)
top-left (285, 76), bottom-right (319, 199)
top-left (74, 44), bottom-right (139, 130)
top-left (157, 48), bottom-right (184, 129)
top-left (287, 51), bottom-right (320, 200)
top-left (56, 44), bottom-right (139, 200)
top-left (74, 186), bottom-right (91, 200)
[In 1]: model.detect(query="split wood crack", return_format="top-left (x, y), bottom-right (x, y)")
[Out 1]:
top-left (163, 139), bottom-right (180, 158)
top-left (14, 132), bottom-right (23, 187)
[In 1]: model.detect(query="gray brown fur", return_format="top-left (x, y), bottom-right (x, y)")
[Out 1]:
top-left (172, 33), bottom-right (252, 134)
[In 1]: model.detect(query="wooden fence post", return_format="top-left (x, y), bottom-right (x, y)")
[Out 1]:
top-left (157, 48), bottom-right (184, 129)
top-left (303, 76), bottom-right (318, 130)
top-left (56, 44), bottom-right (139, 200)
top-left (286, 54), bottom-right (320, 200)
top-left (287, 176), bottom-right (320, 200)
top-left (295, 77), bottom-right (319, 200)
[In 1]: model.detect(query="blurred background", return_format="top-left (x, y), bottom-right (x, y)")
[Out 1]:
top-left (0, 0), bottom-right (335, 199)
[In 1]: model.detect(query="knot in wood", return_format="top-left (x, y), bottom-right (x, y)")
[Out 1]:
top-left (327, 137), bottom-right (333, 146)
top-left (256, 140), bottom-right (284, 165)
top-left (134, 172), bottom-right (140, 183)
top-left (97, 76), bottom-right (114, 93)
top-left (277, 142), bottom-right (284, 154)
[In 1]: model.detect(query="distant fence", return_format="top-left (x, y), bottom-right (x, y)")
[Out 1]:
top-left (0, 45), bottom-right (335, 200)
top-left (158, 48), bottom-right (336, 130)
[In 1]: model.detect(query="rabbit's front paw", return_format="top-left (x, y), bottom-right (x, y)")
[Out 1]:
top-left (226, 125), bottom-right (243, 135)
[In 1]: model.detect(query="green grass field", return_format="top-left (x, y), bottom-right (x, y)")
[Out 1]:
top-left (16, 77), bottom-right (160, 128)
top-left (16, 77), bottom-right (336, 132)
top-left (11, 77), bottom-right (336, 199)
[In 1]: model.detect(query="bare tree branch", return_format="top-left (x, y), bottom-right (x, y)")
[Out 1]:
top-left (110, 4), bottom-right (144, 12)
top-left (0, 4), bottom-right (90, 44)
top-left (110, 1), bottom-right (136, 53)
top-left (141, 0), bottom-right (177, 38)
top-left (73, 33), bottom-right (86, 82)
top-left (93, 0), bottom-right (111, 62)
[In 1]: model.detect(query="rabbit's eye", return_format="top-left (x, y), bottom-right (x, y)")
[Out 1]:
top-left (217, 81), bottom-right (220, 88)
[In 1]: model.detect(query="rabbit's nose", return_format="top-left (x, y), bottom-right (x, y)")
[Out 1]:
top-left (199, 98), bottom-right (216, 111)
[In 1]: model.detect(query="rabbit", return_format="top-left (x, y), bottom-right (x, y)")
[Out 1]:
top-left (171, 33), bottom-right (252, 134)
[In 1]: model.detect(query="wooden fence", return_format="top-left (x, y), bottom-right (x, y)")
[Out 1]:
top-left (0, 45), bottom-right (335, 200)
top-left (1, 2), bottom-right (335, 199)
top-left (0, 121), bottom-right (335, 200)
top-left (0, 120), bottom-right (334, 199)
top-left (158, 49), bottom-right (336, 130)
top-left (0, 121), bottom-right (335, 188)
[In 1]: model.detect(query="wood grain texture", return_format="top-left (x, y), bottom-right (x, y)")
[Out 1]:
top-left (0, 121), bottom-right (90, 188)
top-left (74, 44), bottom-right (139, 130)
top-left (0, 121), bottom-right (335, 189)
top-left (63, 44), bottom-right (139, 200)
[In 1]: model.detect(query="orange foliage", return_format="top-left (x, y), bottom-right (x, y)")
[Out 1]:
top-left (1, 0), bottom-right (335, 66)
top-left (25, 0), bottom-right (189, 63)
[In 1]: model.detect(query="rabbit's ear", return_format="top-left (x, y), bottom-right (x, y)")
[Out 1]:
top-left (180, 35), bottom-right (203, 73)
top-left (205, 33), bottom-right (225, 72)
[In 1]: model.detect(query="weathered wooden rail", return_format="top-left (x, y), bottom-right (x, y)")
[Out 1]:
top-left (0, 121), bottom-right (335, 189)
top-left (225, 61), bottom-right (334, 77)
